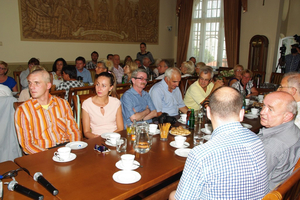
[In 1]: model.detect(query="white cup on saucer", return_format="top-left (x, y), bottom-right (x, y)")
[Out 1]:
top-left (149, 124), bottom-right (158, 134)
top-left (180, 114), bottom-right (187, 123)
top-left (251, 108), bottom-right (259, 115)
top-left (205, 124), bottom-right (212, 134)
top-left (54, 147), bottom-right (71, 160)
top-left (258, 95), bottom-right (264, 101)
top-left (107, 133), bottom-right (121, 145)
top-left (121, 154), bottom-right (135, 169)
top-left (175, 136), bottom-right (186, 147)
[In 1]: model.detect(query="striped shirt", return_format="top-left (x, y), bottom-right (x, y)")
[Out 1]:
top-left (15, 95), bottom-right (82, 154)
top-left (175, 122), bottom-right (268, 199)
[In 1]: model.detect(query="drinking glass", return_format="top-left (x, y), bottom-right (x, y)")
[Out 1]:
top-left (126, 123), bottom-right (133, 135)
top-left (116, 137), bottom-right (127, 153)
top-left (194, 130), bottom-right (204, 146)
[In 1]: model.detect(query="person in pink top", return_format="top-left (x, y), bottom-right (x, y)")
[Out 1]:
top-left (82, 72), bottom-right (124, 138)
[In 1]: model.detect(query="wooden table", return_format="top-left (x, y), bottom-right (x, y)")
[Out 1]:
top-left (0, 161), bottom-right (57, 200)
top-left (13, 117), bottom-right (261, 200)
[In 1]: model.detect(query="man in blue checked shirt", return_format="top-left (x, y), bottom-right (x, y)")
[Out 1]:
top-left (170, 86), bottom-right (268, 200)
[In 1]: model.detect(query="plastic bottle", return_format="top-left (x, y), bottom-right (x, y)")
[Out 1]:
top-left (189, 109), bottom-right (195, 129)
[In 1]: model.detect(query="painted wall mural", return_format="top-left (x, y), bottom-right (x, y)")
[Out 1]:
top-left (19, 0), bottom-right (159, 43)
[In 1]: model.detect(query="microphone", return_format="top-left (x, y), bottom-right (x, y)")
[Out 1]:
top-left (33, 172), bottom-right (58, 196)
top-left (8, 180), bottom-right (44, 200)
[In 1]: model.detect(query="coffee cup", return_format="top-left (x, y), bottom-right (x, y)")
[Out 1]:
top-left (149, 124), bottom-right (158, 134)
top-left (121, 154), bottom-right (135, 169)
top-left (107, 133), bottom-right (121, 145)
top-left (54, 147), bottom-right (71, 160)
top-left (175, 135), bottom-right (186, 147)
top-left (258, 95), bottom-right (264, 101)
top-left (180, 114), bottom-right (187, 123)
top-left (245, 99), bottom-right (250, 105)
top-left (251, 108), bottom-right (259, 115)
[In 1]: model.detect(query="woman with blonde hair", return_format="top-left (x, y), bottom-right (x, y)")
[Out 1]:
top-left (123, 61), bottom-right (138, 83)
top-left (180, 61), bottom-right (195, 77)
top-left (0, 61), bottom-right (17, 92)
top-left (228, 64), bottom-right (244, 86)
top-left (82, 72), bottom-right (123, 138)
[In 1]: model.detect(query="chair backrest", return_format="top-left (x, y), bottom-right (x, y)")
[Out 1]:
top-left (73, 94), bottom-right (94, 134)
top-left (88, 69), bottom-right (96, 83)
top-left (263, 159), bottom-right (300, 200)
top-left (116, 83), bottom-right (131, 90)
top-left (13, 71), bottom-right (22, 92)
top-left (179, 76), bottom-right (198, 99)
top-left (68, 85), bottom-right (96, 105)
top-left (50, 90), bottom-right (66, 99)
top-left (252, 71), bottom-right (266, 84)
top-left (270, 72), bottom-right (284, 85)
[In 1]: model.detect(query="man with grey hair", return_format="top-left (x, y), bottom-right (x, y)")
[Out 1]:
top-left (155, 59), bottom-right (170, 80)
top-left (15, 69), bottom-right (81, 154)
top-left (121, 68), bottom-right (157, 127)
top-left (170, 87), bottom-right (268, 199)
top-left (258, 91), bottom-right (300, 190)
top-left (184, 65), bottom-right (223, 110)
top-left (150, 67), bottom-right (188, 116)
top-left (277, 72), bottom-right (300, 128)
top-left (140, 56), bottom-right (156, 79)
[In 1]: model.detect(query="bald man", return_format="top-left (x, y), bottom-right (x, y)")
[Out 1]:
top-left (15, 69), bottom-right (81, 154)
top-left (258, 91), bottom-right (300, 190)
top-left (277, 72), bottom-right (300, 128)
top-left (170, 87), bottom-right (268, 199)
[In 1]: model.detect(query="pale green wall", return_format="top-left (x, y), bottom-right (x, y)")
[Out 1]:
top-left (0, 0), bottom-right (177, 63)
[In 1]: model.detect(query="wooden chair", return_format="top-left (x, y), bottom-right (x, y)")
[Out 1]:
top-left (270, 72), bottom-right (284, 85)
top-left (72, 94), bottom-right (94, 134)
top-left (252, 71), bottom-right (266, 84)
top-left (263, 158), bottom-right (300, 200)
top-left (116, 87), bottom-right (130, 99)
top-left (13, 71), bottom-right (22, 92)
top-left (50, 90), bottom-right (66, 99)
top-left (116, 83), bottom-right (131, 90)
top-left (68, 86), bottom-right (96, 106)
top-left (179, 76), bottom-right (198, 99)
top-left (13, 101), bottom-right (24, 110)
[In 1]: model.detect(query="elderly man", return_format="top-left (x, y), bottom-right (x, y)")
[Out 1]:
top-left (184, 66), bottom-right (223, 110)
top-left (170, 87), bottom-right (268, 199)
top-left (121, 68), bottom-right (157, 127)
top-left (86, 51), bottom-right (99, 69)
top-left (140, 57), bottom-right (156, 79)
top-left (112, 54), bottom-right (124, 84)
top-left (20, 57), bottom-right (40, 89)
top-left (232, 69), bottom-right (258, 98)
top-left (15, 69), bottom-right (81, 154)
top-left (258, 91), bottom-right (300, 190)
top-left (75, 56), bottom-right (93, 84)
top-left (277, 72), bottom-right (300, 128)
top-left (155, 59), bottom-right (170, 80)
top-left (150, 67), bottom-right (188, 116)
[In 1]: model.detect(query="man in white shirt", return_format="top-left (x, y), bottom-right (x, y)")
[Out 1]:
top-left (112, 54), bottom-right (124, 84)
top-left (277, 72), bottom-right (300, 129)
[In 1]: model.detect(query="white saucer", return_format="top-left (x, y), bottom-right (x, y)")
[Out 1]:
top-left (175, 148), bottom-right (191, 157)
top-left (115, 160), bottom-right (140, 170)
top-left (53, 153), bottom-right (76, 163)
top-left (149, 129), bottom-right (160, 135)
top-left (105, 140), bottom-right (117, 147)
top-left (177, 119), bottom-right (186, 124)
top-left (201, 128), bottom-right (212, 134)
top-left (203, 135), bottom-right (211, 140)
top-left (242, 123), bottom-right (253, 129)
top-left (66, 141), bottom-right (88, 150)
top-left (244, 113), bottom-right (258, 119)
top-left (170, 141), bottom-right (190, 148)
top-left (101, 132), bottom-right (120, 139)
top-left (113, 171), bottom-right (141, 184)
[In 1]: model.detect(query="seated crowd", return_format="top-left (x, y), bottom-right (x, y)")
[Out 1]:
top-left (2, 44), bottom-right (300, 197)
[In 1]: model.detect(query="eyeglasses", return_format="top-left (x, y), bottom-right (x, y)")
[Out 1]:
top-left (278, 85), bottom-right (293, 89)
top-left (134, 77), bottom-right (149, 82)
top-left (0, 67), bottom-right (7, 70)
top-left (199, 77), bottom-right (211, 82)
top-left (235, 69), bottom-right (242, 72)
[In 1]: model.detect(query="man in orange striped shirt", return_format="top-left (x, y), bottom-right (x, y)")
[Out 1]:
top-left (15, 68), bottom-right (82, 154)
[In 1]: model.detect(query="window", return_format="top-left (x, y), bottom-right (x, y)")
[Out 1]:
top-left (187, 0), bottom-right (227, 68)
